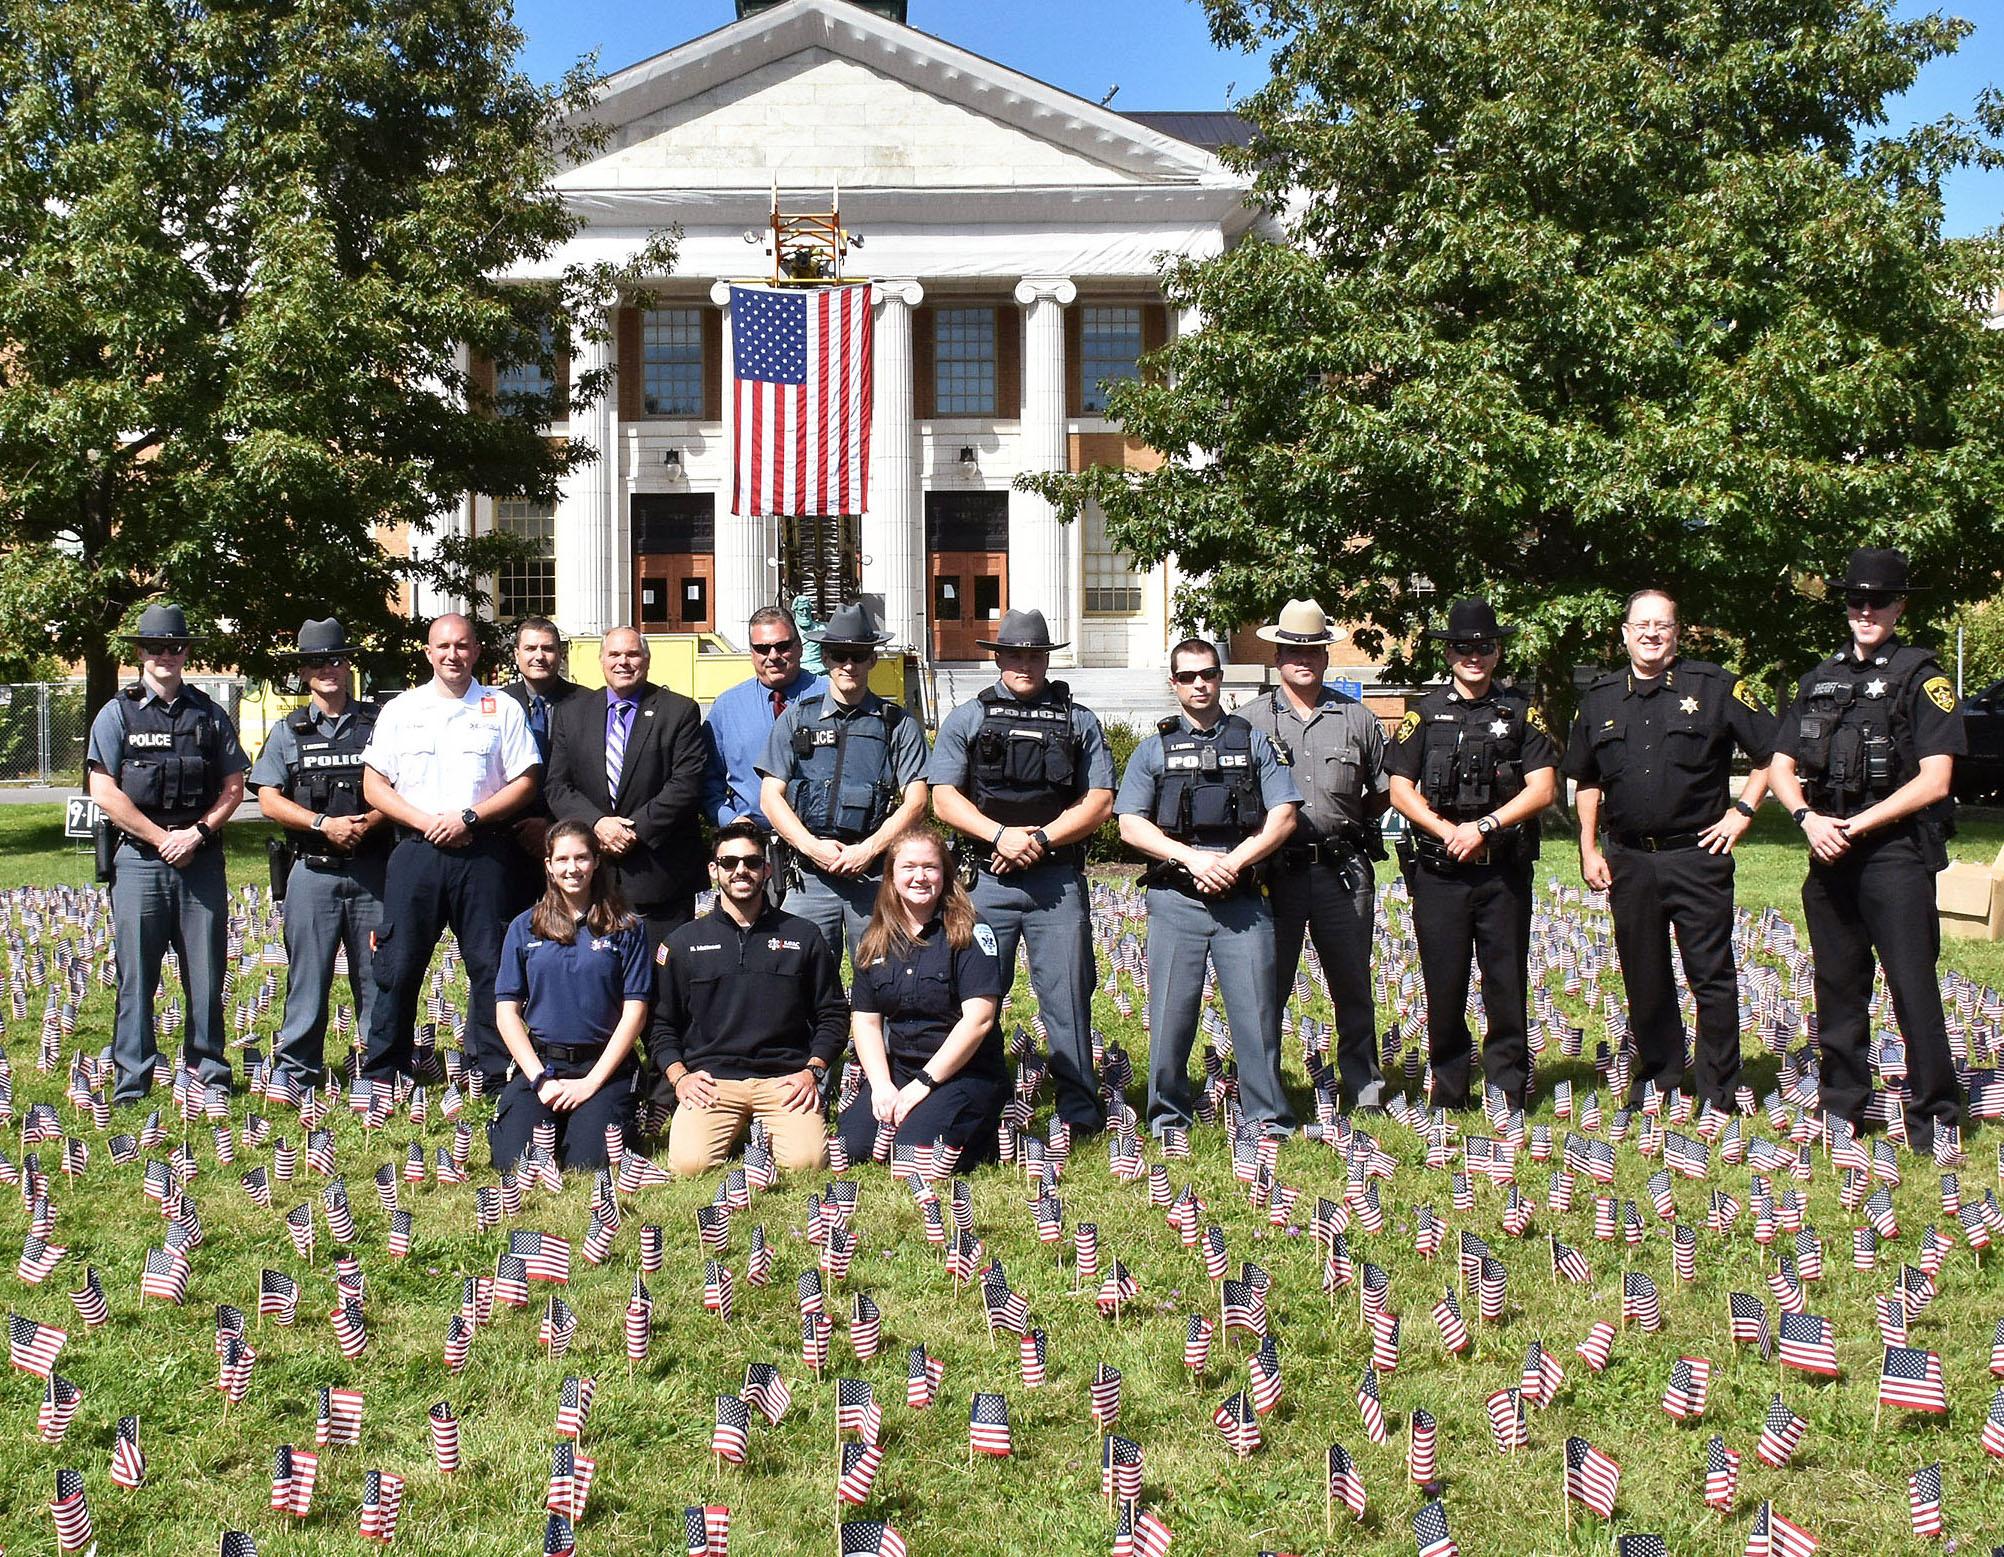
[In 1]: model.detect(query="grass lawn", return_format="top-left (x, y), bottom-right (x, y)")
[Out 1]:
top-left (0, 803), bottom-right (2000, 1554)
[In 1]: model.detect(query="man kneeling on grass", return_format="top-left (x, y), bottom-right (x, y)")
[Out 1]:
top-left (653, 820), bottom-right (849, 1177)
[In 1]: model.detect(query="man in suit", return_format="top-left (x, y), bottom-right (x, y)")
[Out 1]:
top-left (499, 616), bottom-right (581, 908)
top-left (545, 626), bottom-right (709, 946)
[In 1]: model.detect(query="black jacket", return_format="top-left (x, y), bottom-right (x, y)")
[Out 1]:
top-left (545, 681), bottom-right (708, 908)
top-left (653, 900), bottom-right (850, 1078)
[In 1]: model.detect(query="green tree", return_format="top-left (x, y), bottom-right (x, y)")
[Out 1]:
top-left (0, 0), bottom-right (675, 707)
top-left (1025, 0), bottom-right (2004, 706)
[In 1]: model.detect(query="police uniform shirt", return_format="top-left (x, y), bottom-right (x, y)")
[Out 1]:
top-left (1239, 687), bottom-right (1385, 840)
top-left (653, 901), bottom-right (850, 1079)
top-left (1563, 660), bottom-right (1777, 835)
top-left (1383, 686), bottom-right (1559, 813)
top-left (927, 682), bottom-right (1118, 793)
top-left (852, 916), bottom-right (1006, 1082)
top-left (755, 693), bottom-right (930, 808)
top-left (1779, 637), bottom-right (1965, 805)
top-left (86, 686), bottom-right (250, 793)
top-left (1113, 714), bottom-right (1303, 846)
top-left (248, 704), bottom-right (365, 794)
top-left (494, 909), bottom-right (654, 1051)
top-left (361, 680), bottom-right (539, 815)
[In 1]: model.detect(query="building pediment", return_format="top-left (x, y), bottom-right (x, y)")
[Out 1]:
top-left (561, 0), bottom-right (1239, 195)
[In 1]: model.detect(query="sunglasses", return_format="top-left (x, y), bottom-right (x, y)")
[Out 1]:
top-left (1448, 639), bottom-right (1497, 656)
top-left (301, 655), bottom-right (348, 670)
top-left (1846, 591), bottom-right (1899, 611)
top-left (714, 854), bottom-right (766, 873)
top-left (138, 641), bottom-right (188, 655)
top-left (825, 649), bottom-right (873, 666)
top-left (750, 641), bottom-right (799, 657)
top-left (1172, 667), bottom-right (1223, 685)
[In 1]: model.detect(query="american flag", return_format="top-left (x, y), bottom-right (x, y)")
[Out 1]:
top-left (1729, 1293), bottom-right (1772, 1357)
top-left (141, 1246), bottom-right (189, 1304)
top-left (1102, 1434), bottom-right (1143, 1503)
top-left (1413, 1499), bottom-right (1458, 1557)
top-left (51, 1467), bottom-right (92, 1553)
top-left (742, 1362), bottom-right (791, 1426)
top-left (1432, 1289), bottom-right (1470, 1354)
top-left (1018, 1327), bottom-right (1047, 1388)
top-left (1092, 1361), bottom-right (1124, 1423)
top-left (1777, 1312), bottom-right (1838, 1376)
top-left (1408, 1406), bottom-right (1438, 1485)
top-left (729, 284), bottom-right (874, 518)
top-left (1705, 1434), bottom-right (1740, 1510)
top-left (69, 1265), bottom-right (107, 1328)
top-left (840, 1519), bottom-right (909, 1557)
top-left (1183, 1313), bottom-right (1214, 1373)
top-left (259, 1269), bottom-right (298, 1325)
top-left (1661, 1355), bottom-right (1712, 1419)
top-left (1564, 1435), bottom-right (1620, 1518)
top-left (512, 1230), bottom-right (572, 1284)
top-left (271, 1444), bottom-right (318, 1516)
top-left (38, 1372), bottom-right (83, 1441)
top-left (1747, 1501), bottom-right (1819, 1557)
top-left (684, 1505), bottom-right (733, 1557)
top-left (544, 1514), bottom-right (576, 1557)
top-left (10, 1311), bottom-right (66, 1377)
top-left (703, 1260), bottom-right (735, 1322)
top-left (357, 1468), bottom-right (403, 1544)
top-left (1132, 1505), bottom-right (1174, 1557)
top-left (317, 1385), bottom-right (363, 1447)
top-left (1879, 1345), bottom-right (1948, 1413)
top-left (906, 1345), bottom-right (943, 1409)
top-left (429, 1401), bottom-right (460, 1474)
top-left (850, 1292), bottom-right (882, 1360)
top-left (1356, 1367), bottom-right (1388, 1443)
top-left (838, 1439), bottom-right (884, 1505)
top-left (1484, 1386), bottom-right (1527, 1452)
top-left (1326, 1442), bottom-right (1367, 1519)
top-left (1908, 1462), bottom-right (1944, 1539)
top-left (110, 1413), bottom-right (146, 1488)
top-left (546, 1442), bottom-right (596, 1521)
top-left (1756, 1395), bottom-right (1806, 1467)
top-left (711, 1394), bottom-right (751, 1463)
top-left (555, 1374), bottom-right (596, 1438)
top-left (838, 1377), bottom-right (884, 1442)
top-left (1617, 1537), bottom-right (1668, 1557)
top-left (970, 1391), bottom-right (1013, 1456)
top-left (1212, 1389), bottom-right (1259, 1456)
top-left (1984, 1385), bottom-right (2004, 1457)
top-left (1621, 1270), bottom-right (1660, 1330)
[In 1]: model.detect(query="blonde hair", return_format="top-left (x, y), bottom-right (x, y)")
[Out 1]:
top-left (856, 826), bottom-right (976, 967)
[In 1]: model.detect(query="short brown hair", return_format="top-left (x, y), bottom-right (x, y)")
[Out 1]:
top-left (1169, 637), bottom-right (1219, 673)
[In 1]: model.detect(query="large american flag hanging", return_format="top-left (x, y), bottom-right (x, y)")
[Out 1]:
top-left (730, 284), bottom-right (874, 518)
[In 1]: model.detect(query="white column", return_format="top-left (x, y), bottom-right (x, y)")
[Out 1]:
top-left (554, 313), bottom-right (617, 636)
top-left (709, 280), bottom-right (772, 651)
top-left (864, 279), bottom-right (924, 650)
top-left (1010, 276), bottom-right (1078, 666)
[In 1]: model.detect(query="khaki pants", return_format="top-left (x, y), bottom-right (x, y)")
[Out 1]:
top-left (667, 1076), bottom-right (829, 1178)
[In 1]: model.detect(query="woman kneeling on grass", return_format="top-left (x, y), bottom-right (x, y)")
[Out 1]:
top-left (489, 820), bottom-right (653, 1171)
top-left (836, 826), bottom-right (1005, 1169)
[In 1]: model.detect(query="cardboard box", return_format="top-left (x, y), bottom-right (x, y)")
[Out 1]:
top-left (1938, 859), bottom-right (2004, 940)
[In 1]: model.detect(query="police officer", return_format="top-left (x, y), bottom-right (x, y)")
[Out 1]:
top-left (1767, 548), bottom-right (1964, 1153)
top-left (758, 602), bottom-right (929, 964)
top-left (1566, 588), bottom-right (1777, 1113)
top-left (1241, 599), bottom-right (1389, 1110)
top-left (929, 608), bottom-right (1115, 1134)
top-left (1385, 600), bottom-right (1558, 1110)
top-left (84, 603), bottom-right (252, 1104)
top-left (361, 613), bottom-right (541, 1090)
top-left (249, 617), bottom-right (389, 1093)
top-left (1116, 636), bottom-right (1302, 1138)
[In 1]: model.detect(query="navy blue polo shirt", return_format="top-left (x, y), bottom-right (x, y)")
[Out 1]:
top-left (495, 910), bottom-right (654, 1050)
top-left (851, 915), bottom-right (1004, 1081)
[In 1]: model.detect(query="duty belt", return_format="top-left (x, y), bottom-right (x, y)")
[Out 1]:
top-left (977, 842), bottom-right (1086, 874)
top-left (1277, 837), bottom-right (1360, 869)
top-left (1610, 830), bottom-right (1704, 852)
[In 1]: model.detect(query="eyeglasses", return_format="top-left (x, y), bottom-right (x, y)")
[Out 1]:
top-left (825, 649), bottom-right (873, 666)
top-left (1171, 667), bottom-right (1223, 685)
top-left (1448, 639), bottom-right (1497, 656)
top-left (750, 641), bottom-right (799, 658)
top-left (138, 641), bottom-right (187, 655)
top-left (301, 656), bottom-right (347, 670)
top-left (1624, 620), bottom-right (1677, 635)
top-left (1846, 591), bottom-right (1899, 611)
top-left (714, 854), bottom-right (766, 873)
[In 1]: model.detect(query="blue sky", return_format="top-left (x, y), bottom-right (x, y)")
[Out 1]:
top-left (514, 0), bottom-right (2002, 238)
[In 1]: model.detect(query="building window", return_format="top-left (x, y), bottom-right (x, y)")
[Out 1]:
top-left (495, 319), bottom-right (558, 414)
top-left (934, 307), bottom-right (997, 415)
top-left (1082, 501), bottom-right (1143, 615)
top-left (1079, 305), bottom-right (1142, 415)
top-left (493, 497), bottom-right (556, 622)
top-left (642, 308), bottom-right (705, 416)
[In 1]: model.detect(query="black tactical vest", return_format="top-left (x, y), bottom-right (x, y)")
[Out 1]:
top-left (968, 681), bottom-right (1082, 828)
top-left (1415, 691), bottom-right (1528, 821)
top-left (1792, 644), bottom-right (1933, 817)
top-left (113, 684), bottom-right (223, 828)
top-left (1152, 715), bottom-right (1267, 847)
top-left (283, 702), bottom-right (381, 851)
top-left (785, 694), bottom-right (904, 841)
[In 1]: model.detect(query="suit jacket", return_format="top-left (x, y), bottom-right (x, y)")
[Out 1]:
top-left (545, 680), bottom-right (708, 908)
top-left (500, 676), bottom-right (580, 819)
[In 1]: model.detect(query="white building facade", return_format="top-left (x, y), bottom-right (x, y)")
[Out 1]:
top-left (458, 0), bottom-right (1259, 667)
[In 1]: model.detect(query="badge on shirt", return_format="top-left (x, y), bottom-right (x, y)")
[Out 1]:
top-left (1526, 707), bottom-right (1551, 736)
top-left (1732, 679), bottom-right (1762, 710)
top-left (1397, 710), bottom-right (1420, 742)
top-left (973, 923), bottom-right (998, 957)
top-left (1924, 676), bottom-right (1955, 713)
top-left (480, 696), bottom-right (496, 715)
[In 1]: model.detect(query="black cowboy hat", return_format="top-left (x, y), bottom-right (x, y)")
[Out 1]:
top-left (118, 603), bottom-right (202, 644)
top-left (975, 608), bottom-right (1070, 653)
top-left (804, 601), bottom-right (892, 649)
top-left (1828, 547), bottom-right (1925, 597)
top-left (1424, 599), bottom-right (1519, 642)
top-left (284, 617), bottom-right (362, 658)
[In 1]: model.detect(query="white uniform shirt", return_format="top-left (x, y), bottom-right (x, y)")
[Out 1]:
top-left (362, 680), bottom-right (539, 814)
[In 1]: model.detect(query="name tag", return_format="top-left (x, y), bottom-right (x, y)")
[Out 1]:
top-left (479, 696), bottom-right (496, 715)
top-left (810, 730), bottom-right (839, 748)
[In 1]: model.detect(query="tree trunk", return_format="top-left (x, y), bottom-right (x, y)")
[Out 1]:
top-left (82, 641), bottom-right (120, 736)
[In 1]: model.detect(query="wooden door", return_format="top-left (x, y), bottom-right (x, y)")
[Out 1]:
top-left (636, 552), bottom-right (715, 633)
top-left (925, 492), bottom-right (1009, 662)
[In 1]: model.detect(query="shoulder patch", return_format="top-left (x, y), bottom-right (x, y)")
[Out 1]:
top-left (654, 942), bottom-right (670, 966)
top-left (1397, 710), bottom-right (1420, 743)
top-left (1732, 679), bottom-right (1763, 710)
top-left (972, 922), bottom-right (998, 957)
top-left (1526, 707), bottom-right (1551, 737)
top-left (1924, 676), bottom-right (1956, 713)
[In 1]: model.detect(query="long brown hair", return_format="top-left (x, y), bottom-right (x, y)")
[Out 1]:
top-left (857, 826), bottom-right (976, 967)
top-left (529, 819), bottom-right (635, 943)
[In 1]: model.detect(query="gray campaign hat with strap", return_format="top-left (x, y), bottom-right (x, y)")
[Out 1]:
top-left (118, 603), bottom-right (202, 643)
top-left (975, 608), bottom-right (1069, 653)
top-left (285, 617), bottom-right (362, 658)
top-left (804, 601), bottom-right (892, 648)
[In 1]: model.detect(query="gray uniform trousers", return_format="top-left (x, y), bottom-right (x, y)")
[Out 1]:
top-left (784, 864), bottom-right (878, 968)
top-left (1143, 882), bottom-right (1292, 1135)
top-left (971, 860), bottom-right (1101, 1129)
top-left (110, 841), bottom-right (232, 1103)
top-left (275, 853), bottom-right (386, 1089)
top-left (1268, 857), bottom-right (1385, 1107)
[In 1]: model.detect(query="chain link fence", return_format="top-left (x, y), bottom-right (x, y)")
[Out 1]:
top-left (0, 679), bottom-right (246, 786)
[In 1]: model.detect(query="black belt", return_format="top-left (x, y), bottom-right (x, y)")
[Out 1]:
top-left (978, 843), bottom-right (1085, 874)
top-left (1611, 830), bottom-right (1704, 852)
top-left (1278, 838), bottom-right (1359, 868)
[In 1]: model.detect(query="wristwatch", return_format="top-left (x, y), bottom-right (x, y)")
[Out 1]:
top-left (1791, 806), bottom-right (1811, 826)
top-left (531, 1067), bottom-right (555, 1090)
top-left (1031, 828), bottom-right (1052, 851)
top-left (1732, 798), bottom-right (1757, 819)
top-left (1475, 816), bottom-right (1497, 836)
top-left (193, 821), bottom-right (215, 842)
top-left (460, 806), bottom-right (480, 829)
top-left (915, 1069), bottom-right (941, 1092)
top-left (311, 813), bottom-right (327, 831)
